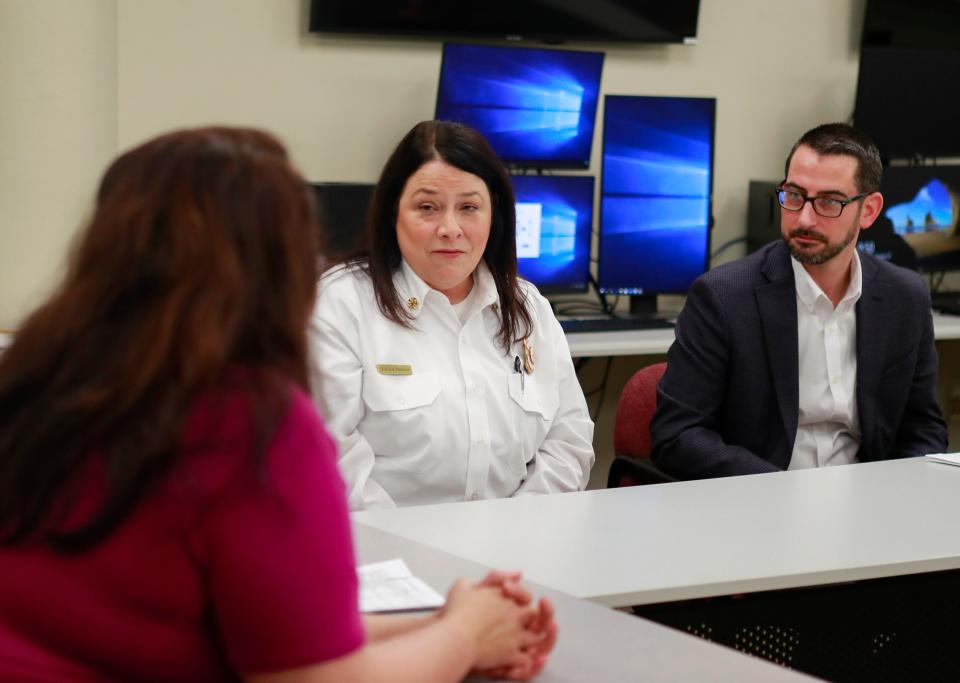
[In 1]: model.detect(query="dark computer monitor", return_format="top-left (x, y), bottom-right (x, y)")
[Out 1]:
top-left (866, 165), bottom-right (960, 273)
top-left (435, 43), bottom-right (604, 169)
top-left (310, 182), bottom-right (376, 262)
top-left (511, 175), bottom-right (594, 294)
top-left (854, 0), bottom-right (960, 159)
top-left (598, 95), bottom-right (715, 312)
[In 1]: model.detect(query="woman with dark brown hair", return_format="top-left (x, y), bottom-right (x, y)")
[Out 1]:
top-left (0, 127), bottom-right (555, 682)
top-left (311, 121), bottom-right (594, 511)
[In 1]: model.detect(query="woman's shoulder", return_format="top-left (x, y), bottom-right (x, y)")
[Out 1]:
top-left (318, 261), bottom-right (373, 295)
top-left (315, 261), bottom-right (376, 316)
top-left (171, 375), bottom-right (336, 495)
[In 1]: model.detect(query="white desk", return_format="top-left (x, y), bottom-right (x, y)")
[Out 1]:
top-left (354, 522), bottom-right (818, 682)
top-left (565, 312), bottom-right (960, 357)
top-left (355, 458), bottom-right (960, 608)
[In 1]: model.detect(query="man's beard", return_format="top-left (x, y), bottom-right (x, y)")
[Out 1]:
top-left (784, 224), bottom-right (858, 265)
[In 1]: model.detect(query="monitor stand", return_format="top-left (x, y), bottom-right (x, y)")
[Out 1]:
top-left (629, 294), bottom-right (658, 318)
top-left (624, 294), bottom-right (678, 326)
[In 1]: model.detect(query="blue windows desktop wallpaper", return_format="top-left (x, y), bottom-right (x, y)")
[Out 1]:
top-left (878, 167), bottom-right (960, 270)
top-left (885, 179), bottom-right (954, 235)
top-left (512, 175), bottom-right (594, 292)
top-left (436, 44), bottom-right (604, 168)
top-left (599, 95), bottom-right (715, 294)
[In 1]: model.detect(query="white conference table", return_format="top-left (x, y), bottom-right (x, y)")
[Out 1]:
top-left (354, 457), bottom-right (960, 608)
top-left (354, 522), bottom-right (818, 682)
top-left (565, 312), bottom-right (960, 357)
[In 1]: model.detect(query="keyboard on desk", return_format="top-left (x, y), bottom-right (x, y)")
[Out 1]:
top-left (559, 316), bottom-right (675, 333)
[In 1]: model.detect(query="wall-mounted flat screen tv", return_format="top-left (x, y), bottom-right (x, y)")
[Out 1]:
top-left (309, 1), bottom-right (701, 44)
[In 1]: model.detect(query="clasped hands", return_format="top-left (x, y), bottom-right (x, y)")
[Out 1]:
top-left (442, 570), bottom-right (558, 681)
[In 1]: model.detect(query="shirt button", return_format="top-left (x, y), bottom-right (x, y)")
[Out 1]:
top-left (830, 377), bottom-right (838, 385)
top-left (476, 436), bottom-right (484, 445)
top-left (398, 397), bottom-right (405, 405)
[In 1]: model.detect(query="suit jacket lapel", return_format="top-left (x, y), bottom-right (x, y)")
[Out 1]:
top-left (855, 256), bottom-right (886, 452)
top-left (756, 243), bottom-right (799, 455)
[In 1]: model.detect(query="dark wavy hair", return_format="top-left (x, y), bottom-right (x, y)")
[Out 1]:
top-left (0, 127), bottom-right (319, 552)
top-left (364, 120), bottom-right (531, 352)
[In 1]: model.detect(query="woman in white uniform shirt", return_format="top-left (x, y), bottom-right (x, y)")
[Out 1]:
top-left (311, 121), bottom-right (594, 510)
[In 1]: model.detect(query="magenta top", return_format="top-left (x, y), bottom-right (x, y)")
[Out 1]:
top-left (0, 383), bottom-right (364, 681)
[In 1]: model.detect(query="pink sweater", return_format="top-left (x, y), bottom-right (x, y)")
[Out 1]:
top-left (0, 384), bottom-right (364, 681)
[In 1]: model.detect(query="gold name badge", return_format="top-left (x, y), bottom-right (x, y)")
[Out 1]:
top-left (376, 364), bottom-right (413, 376)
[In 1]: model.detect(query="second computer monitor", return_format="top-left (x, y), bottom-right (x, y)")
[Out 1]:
top-left (512, 174), bottom-right (594, 294)
top-left (598, 94), bottom-right (715, 299)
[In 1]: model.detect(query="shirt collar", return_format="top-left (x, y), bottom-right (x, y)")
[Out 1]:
top-left (396, 259), bottom-right (499, 319)
top-left (791, 250), bottom-right (863, 313)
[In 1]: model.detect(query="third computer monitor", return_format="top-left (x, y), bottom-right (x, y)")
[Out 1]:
top-left (512, 174), bottom-right (594, 294)
top-left (598, 94), bottom-right (715, 301)
top-left (864, 164), bottom-right (960, 272)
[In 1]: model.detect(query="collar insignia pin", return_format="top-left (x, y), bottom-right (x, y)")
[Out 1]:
top-left (406, 297), bottom-right (419, 311)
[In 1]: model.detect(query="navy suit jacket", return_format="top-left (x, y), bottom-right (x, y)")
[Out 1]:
top-left (651, 241), bottom-right (948, 479)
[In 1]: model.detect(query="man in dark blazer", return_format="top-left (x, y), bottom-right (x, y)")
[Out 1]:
top-left (651, 123), bottom-right (947, 479)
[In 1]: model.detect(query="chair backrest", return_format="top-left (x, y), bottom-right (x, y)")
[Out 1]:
top-left (613, 362), bottom-right (667, 461)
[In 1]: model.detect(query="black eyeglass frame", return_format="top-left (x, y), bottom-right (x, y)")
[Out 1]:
top-left (774, 183), bottom-right (870, 218)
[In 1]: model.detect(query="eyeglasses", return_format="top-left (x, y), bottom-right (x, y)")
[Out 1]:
top-left (774, 185), bottom-right (869, 218)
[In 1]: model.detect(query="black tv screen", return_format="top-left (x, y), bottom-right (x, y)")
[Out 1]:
top-left (862, 0), bottom-right (960, 49)
top-left (854, 47), bottom-right (960, 159)
top-left (436, 43), bottom-right (604, 169)
top-left (854, 0), bottom-right (960, 159)
top-left (309, 1), bottom-right (700, 44)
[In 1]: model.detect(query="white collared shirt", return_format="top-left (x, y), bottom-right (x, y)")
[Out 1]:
top-left (310, 260), bottom-right (595, 510)
top-left (788, 253), bottom-right (862, 470)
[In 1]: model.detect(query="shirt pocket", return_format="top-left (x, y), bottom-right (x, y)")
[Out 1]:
top-left (508, 374), bottom-right (560, 420)
top-left (361, 371), bottom-right (442, 474)
top-left (506, 374), bottom-right (560, 475)
top-left (362, 371), bottom-right (441, 412)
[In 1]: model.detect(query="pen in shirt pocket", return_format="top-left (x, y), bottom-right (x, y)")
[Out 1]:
top-left (513, 355), bottom-right (525, 394)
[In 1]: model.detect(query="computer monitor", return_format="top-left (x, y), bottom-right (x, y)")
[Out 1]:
top-left (598, 95), bottom-right (715, 312)
top-left (511, 174), bottom-right (594, 294)
top-left (435, 43), bottom-right (604, 169)
top-left (866, 165), bottom-right (960, 272)
top-left (310, 182), bottom-right (375, 263)
top-left (854, 0), bottom-right (960, 159)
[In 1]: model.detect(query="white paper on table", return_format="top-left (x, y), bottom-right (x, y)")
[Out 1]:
top-left (357, 558), bottom-right (445, 613)
top-left (925, 452), bottom-right (960, 466)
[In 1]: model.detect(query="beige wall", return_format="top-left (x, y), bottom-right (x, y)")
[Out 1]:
top-left (1, 0), bottom-right (866, 327)
top-left (0, 0), bottom-right (118, 329)
top-left (115, 0), bottom-right (864, 262)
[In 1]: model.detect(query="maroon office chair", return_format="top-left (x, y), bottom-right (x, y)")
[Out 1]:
top-left (607, 362), bottom-right (676, 487)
